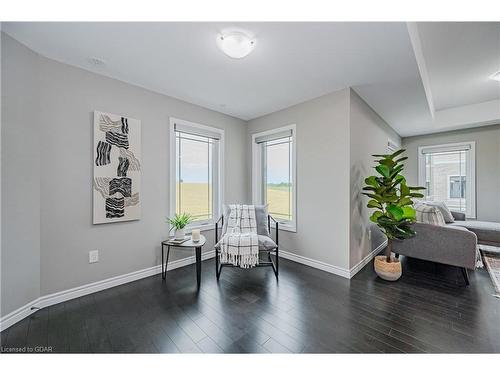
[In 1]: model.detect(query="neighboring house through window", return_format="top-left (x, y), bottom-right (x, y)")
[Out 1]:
top-left (169, 118), bottom-right (224, 230)
top-left (252, 125), bottom-right (297, 232)
top-left (418, 141), bottom-right (476, 218)
top-left (448, 175), bottom-right (466, 199)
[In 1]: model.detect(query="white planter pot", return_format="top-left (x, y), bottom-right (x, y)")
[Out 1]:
top-left (174, 228), bottom-right (185, 240)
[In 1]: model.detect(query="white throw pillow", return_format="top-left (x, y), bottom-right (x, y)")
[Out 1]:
top-left (414, 202), bottom-right (446, 226)
top-left (424, 201), bottom-right (455, 223)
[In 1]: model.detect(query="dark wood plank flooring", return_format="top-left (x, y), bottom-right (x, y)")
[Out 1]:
top-left (1, 254), bottom-right (499, 353)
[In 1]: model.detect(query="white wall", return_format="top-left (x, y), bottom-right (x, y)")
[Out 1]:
top-left (1, 33), bottom-right (41, 316)
top-left (349, 89), bottom-right (401, 268)
top-left (247, 90), bottom-right (351, 270)
top-left (1, 34), bottom-right (248, 313)
top-left (402, 124), bottom-right (500, 222)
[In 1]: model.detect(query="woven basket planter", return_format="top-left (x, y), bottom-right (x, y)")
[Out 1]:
top-left (374, 255), bottom-right (402, 281)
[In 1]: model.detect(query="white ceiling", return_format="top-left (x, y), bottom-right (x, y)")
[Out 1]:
top-left (417, 22), bottom-right (500, 111)
top-left (3, 22), bottom-right (499, 137)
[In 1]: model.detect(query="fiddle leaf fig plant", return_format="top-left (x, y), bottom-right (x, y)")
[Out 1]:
top-left (362, 149), bottom-right (426, 263)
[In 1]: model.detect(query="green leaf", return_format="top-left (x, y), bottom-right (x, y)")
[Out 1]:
top-left (400, 183), bottom-right (410, 196)
top-left (389, 149), bottom-right (405, 159)
top-left (389, 165), bottom-right (404, 178)
top-left (375, 164), bottom-right (391, 178)
top-left (378, 158), bottom-right (395, 167)
top-left (409, 193), bottom-right (425, 198)
top-left (387, 205), bottom-right (404, 221)
top-left (364, 176), bottom-right (379, 187)
top-left (395, 174), bottom-right (406, 183)
top-left (369, 211), bottom-right (383, 223)
top-left (367, 199), bottom-right (382, 209)
top-left (394, 156), bottom-right (408, 164)
top-left (401, 206), bottom-right (416, 219)
top-left (398, 197), bottom-right (413, 206)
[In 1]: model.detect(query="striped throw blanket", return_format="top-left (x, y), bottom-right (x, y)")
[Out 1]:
top-left (219, 204), bottom-right (259, 269)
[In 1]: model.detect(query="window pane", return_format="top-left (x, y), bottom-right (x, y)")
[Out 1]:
top-left (424, 151), bottom-right (467, 212)
top-left (176, 132), bottom-right (213, 221)
top-left (265, 137), bottom-right (292, 221)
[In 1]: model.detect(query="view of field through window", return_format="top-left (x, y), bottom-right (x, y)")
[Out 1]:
top-left (175, 132), bottom-right (214, 221)
top-left (265, 137), bottom-right (293, 221)
top-left (175, 131), bottom-right (293, 223)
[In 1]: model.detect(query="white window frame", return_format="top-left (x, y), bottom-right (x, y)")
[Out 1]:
top-left (169, 117), bottom-right (224, 232)
top-left (252, 124), bottom-right (297, 232)
top-left (418, 141), bottom-right (476, 218)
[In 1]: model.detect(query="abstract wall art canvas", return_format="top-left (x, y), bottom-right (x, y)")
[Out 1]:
top-left (93, 111), bottom-right (141, 224)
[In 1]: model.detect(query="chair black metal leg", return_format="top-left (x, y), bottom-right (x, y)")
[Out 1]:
top-left (275, 248), bottom-right (279, 278)
top-left (461, 267), bottom-right (470, 286)
top-left (215, 248), bottom-right (221, 281)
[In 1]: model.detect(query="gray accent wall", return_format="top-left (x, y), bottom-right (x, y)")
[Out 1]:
top-left (1, 34), bottom-right (248, 315)
top-left (402, 124), bottom-right (500, 222)
top-left (349, 89), bottom-right (401, 268)
top-left (247, 90), bottom-right (351, 270)
top-left (1, 34), bottom-right (41, 316)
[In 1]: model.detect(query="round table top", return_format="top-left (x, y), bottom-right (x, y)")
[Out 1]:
top-left (163, 234), bottom-right (206, 247)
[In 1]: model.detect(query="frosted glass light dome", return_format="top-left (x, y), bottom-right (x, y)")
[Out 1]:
top-left (216, 32), bottom-right (255, 59)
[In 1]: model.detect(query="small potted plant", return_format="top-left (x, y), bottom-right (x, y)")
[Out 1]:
top-left (167, 213), bottom-right (192, 240)
top-left (362, 149), bottom-right (425, 281)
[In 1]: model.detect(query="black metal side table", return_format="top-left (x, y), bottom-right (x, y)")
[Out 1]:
top-left (161, 235), bottom-right (206, 288)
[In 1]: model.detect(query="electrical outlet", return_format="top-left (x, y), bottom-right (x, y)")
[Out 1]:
top-left (89, 250), bottom-right (99, 264)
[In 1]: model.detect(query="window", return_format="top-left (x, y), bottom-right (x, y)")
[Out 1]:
top-left (418, 142), bottom-right (475, 218)
top-left (449, 175), bottom-right (466, 199)
top-left (252, 125), bottom-right (296, 232)
top-left (169, 118), bottom-right (224, 229)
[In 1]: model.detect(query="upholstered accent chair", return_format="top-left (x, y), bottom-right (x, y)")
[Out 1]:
top-left (214, 205), bottom-right (279, 280)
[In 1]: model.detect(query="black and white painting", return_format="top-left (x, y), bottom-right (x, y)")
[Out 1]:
top-left (93, 111), bottom-right (141, 224)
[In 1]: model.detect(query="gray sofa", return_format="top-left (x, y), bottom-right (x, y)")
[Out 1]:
top-left (392, 211), bottom-right (500, 285)
top-left (448, 212), bottom-right (500, 247)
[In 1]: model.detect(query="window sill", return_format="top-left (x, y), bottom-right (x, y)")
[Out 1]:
top-left (271, 223), bottom-right (296, 233)
top-left (185, 223), bottom-right (215, 233)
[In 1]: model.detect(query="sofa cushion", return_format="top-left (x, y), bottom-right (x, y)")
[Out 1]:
top-left (222, 204), bottom-right (270, 237)
top-left (424, 201), bottom-right (455, 223)
top-left (449, 220), bottom-right (500, 246)
top-left (215, 235), bottom-right (276, 251)
top-left (414, 202), bottom-right (446, 226)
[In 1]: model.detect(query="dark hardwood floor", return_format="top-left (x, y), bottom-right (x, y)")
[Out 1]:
top-left (1, 254), bottom-right (499, 353)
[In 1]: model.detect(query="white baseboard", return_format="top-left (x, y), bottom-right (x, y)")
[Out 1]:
top-left (0, 250), bottom-right (215, 332)
top-left (1, 244), bottom-right (384, 332)
top-left (279, 249), bottom-right (351, 278)
top-left (279, 240), bottom-right (386, 280)
top-left (349, 240), bottom-right (387, 278)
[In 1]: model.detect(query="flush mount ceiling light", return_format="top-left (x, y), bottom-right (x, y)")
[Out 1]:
top-left (490, 71), bottom-right (500, 81)
top-left (216, 32), bottom-right (255, 59)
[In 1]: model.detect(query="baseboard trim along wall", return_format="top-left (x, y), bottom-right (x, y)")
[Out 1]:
top-left (279, 250), bottom-right (351, 278)
top-left (1, 243), bottom-right (387, 331)
top-left (279, 240), bottom-right (387, 280)
top-left (0, 250), bottom-right (215, 331)
top-left (349, 240), bottom-right (387, 278)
